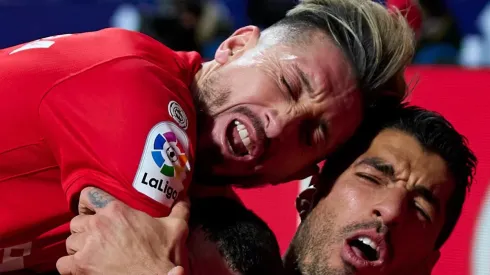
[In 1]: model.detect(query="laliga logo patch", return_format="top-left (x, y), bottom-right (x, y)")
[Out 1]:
top-left (168, 101), bottom-right (188, 130)
top-left (151, 131), bottom-right (189, 180)
top-left (133, 122), bottom-right (191, 207)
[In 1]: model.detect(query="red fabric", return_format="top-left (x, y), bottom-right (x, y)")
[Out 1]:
top-left (0, 28), bottom-right (201, 272)
top-left (387, 0), bottom-right (423, 37)
top-left (238, 66), bottom-right (490, 275)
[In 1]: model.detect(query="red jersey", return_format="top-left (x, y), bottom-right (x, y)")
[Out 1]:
top-left (0, 28), bottom-right (201, 272)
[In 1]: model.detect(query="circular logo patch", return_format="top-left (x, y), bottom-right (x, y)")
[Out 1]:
top-left (168, 101), bottom-right (188, 130)
top-left (151, 130), bottom-right (189, 181)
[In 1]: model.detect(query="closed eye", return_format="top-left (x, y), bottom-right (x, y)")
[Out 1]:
top-left (281, 76), bottom-right (298, 101)
top-left (414, 202), bottom-right (432, 223)
top-left (302, 119), bottom-right (326, 147)
top-left (317, 121), bottom-right (328, 143)
top-left (356, 172), bottom-right (381, 185)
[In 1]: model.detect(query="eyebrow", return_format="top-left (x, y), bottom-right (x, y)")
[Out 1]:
top-left (355, 157), bottom-right (396, 178)
top-left (356, 157), bottom-right (441, 214)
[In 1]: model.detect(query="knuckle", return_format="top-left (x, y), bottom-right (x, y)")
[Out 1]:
top-left (69, 216), bottom-right (77, 227)
top-left (73, 250), bottom-right (83, 263)
top-left (80, 186), bottom-right (95, 200)
top-left (65, 235), bottom-right (74, 252)
top-left (72, 253), bottom-right (82, 265)
top-left (56, 257), bottom-right (70, 274)
top-left (107, 200), bottom-right (126, 216)
top-left (73, 253), bottom-right (90, 273)
top-left (74, 254), bottom-right (90, 275)
top-left (88, 215), bottom-right (105, 231)
top-left (171, 219), bottom-right (189, 235)
top-left (65, 234), bottom-right (73, 245)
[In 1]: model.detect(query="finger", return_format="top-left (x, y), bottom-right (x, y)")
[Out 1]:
top-left (176, 246), bottom-right (190, 275)
top-left (56, 255), bottom-right (74, 275)
top-left (66, 232), bottom-right (88, 255)
top-left (78, 186), bottom-right (116, 215)
top-left (168, 266), bottom-right (185, 275)
top-left (169, 198), bottom-right (190, 222)
top-left (70, 214), bottom-right (92, 234)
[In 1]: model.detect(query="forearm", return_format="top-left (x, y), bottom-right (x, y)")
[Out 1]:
top-left (57, 187), bottom-right (189, 275)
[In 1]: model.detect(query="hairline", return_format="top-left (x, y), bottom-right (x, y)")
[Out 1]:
top-left (260, 23), bottom-right (361, 97)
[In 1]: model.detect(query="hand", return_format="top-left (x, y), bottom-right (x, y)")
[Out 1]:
top-left (56, 187), bottom-right (190, 275)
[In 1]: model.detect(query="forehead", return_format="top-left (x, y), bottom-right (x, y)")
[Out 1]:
top-left (271, 34), bottom-right (362, 145)
top-left (277, 33), bottom-right (356, 93)
top-left (358, 129), bottom-right (455, 201)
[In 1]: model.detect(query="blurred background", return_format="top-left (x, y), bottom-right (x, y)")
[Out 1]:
top-left (1, 0), bottom-right (490, 66)
top-left (1, 1), bottom-right (490, 275)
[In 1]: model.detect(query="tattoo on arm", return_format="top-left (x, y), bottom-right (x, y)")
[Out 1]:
top-left (88, 188), bottom-right (115, 209)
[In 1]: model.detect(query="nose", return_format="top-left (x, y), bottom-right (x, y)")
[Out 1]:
top-left (263, 109), bottom-right (297, 139)
top-left (371, 188), bottom-right (409, 226)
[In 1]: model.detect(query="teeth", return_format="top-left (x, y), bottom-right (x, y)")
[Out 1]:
top-left (242, 137), bottom-right (251, 147)
top-left (358, 237), bottom-right (378, 251)
top-left (234, 120), bottom-right (253, 153)
top-left (239, 129), bottom-right (249, 139)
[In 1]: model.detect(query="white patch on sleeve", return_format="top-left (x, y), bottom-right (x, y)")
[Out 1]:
top-left (132, 122), bottom-right (191, 207)
top-left (168, 101), bottom-right (188, 130)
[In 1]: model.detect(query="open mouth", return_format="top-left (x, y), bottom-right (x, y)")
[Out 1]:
top-left (342, 231), bottom-right (389, 270)
top-left (226, 120), bottom-right (255, 157)
top-left (348, 236), bottom-right (380, 262)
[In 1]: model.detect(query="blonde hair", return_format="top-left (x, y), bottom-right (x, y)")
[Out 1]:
top-left (274, 0), bottom-right (415, 105)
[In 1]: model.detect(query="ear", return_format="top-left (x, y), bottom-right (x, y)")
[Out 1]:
top-left (214, 25), bottom-right (261, 65)
top-left (296, 174), bottom-right (321, 221)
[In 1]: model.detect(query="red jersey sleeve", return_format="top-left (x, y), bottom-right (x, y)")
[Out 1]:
top-left (38, 57), bottom-right (196, 217)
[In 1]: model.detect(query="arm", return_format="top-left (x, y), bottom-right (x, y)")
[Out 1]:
top-left (39, 57), bottom-right (195, 216)
top-left (56, 187), bottom-right (190, 275)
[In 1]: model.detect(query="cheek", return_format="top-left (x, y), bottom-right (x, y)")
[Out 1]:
top-left (228, 71), bottom-right (285, 104)
top-left (338, 179), bottom-right (370, 207)
top-left (324, 180), bottom-right (371, 219)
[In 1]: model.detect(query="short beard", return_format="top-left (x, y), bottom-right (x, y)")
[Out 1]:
top-left (193, 70), bottom-right (233, 186)
top-left (290, 204), bottom-right (389, 275)
top-left (194, 70), bottom-right (231, 116)
top-left (289, 208), bottom-right (355, 275)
